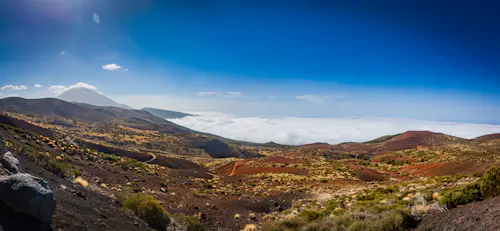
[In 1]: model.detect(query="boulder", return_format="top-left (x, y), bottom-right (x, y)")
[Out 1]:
top-left (0, 173), bottom-right (56, 224)
top-left (1, 151), bottom-right (22, 174)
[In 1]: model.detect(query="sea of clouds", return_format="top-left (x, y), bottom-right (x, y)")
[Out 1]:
top-left (167, 113), bottom-right (500, 145)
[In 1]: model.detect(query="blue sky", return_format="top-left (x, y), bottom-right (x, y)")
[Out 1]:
top-left (1, 0), bottom-right (499, 124)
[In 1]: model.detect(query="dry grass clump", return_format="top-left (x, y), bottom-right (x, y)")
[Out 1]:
top-left (73, 176), bottom-right (89, 187)
top-left (242, 224), bottom-right (257, 231)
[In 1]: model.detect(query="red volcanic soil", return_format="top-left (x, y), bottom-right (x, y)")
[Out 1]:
top-left (219, 160), bottom-right (306, 176)
top-left (229, 166), bottom-right (306, 176)
top-left (380, 170), bottom-right (407, 180)
top-left (400, 161), bottom-right (489, 177)
top-left (299, 142), bottom-right (331, 148)
top-left (371, 154), bottom-right (419, 164)
top-left (356, 168), bottom-right (387, 181)
top-left (265, 156), bottom-right (299, 164)
top-left (377, 131), bottom-right (440, 153)
top-left (388, 131), bottom-right (435, 142)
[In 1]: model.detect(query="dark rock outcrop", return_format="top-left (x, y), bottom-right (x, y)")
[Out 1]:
top-left (0, 173), bottom-right (56, 224)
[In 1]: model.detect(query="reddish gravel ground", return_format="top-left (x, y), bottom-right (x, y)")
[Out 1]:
top-left (219, 162), bottom-right (306, 176)
top-left (401, 161), bottom-right (489, 177)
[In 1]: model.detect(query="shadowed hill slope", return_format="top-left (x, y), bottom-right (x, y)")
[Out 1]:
top-left (141, 107), bottom-right (193, 119)
top-left (0, 97), bottom-right (190, 133)
top-left (0, 114), bottom-right (54, 137)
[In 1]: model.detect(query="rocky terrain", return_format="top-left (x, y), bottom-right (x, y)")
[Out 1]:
top-left (0, 96), bottom-right (500, 231)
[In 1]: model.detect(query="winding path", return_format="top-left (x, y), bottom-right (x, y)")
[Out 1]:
top-left (144, 153), bottom-right (157, 163)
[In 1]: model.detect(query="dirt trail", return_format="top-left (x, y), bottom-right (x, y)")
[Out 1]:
top-left (144, 153), bottom-right (157, 163)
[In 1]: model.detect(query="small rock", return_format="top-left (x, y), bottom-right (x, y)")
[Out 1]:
top-left (75, 191), bottom-right (87, 200)
top-left (1, 151), bottom-right (22, 174)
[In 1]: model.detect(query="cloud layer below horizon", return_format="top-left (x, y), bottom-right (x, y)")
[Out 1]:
top-left (168, 114), bottom-right (500, 145)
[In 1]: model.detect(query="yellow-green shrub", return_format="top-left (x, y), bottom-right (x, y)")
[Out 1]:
top-left (123, 193), bottom-right (170, 230)
top-left (439, 167), bottom-right (500, 208)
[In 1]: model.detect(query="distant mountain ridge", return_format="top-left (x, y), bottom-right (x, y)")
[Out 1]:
top-left (141, 107), bottom-right (193, 119)
top-left (0, 97), bottom-right (190, 133)
top-left (0, 97), bottom-right (261, 158)
top-left (56, 87), bottom-right (132, 109)
top-left (296, 131), bottom-right (469, 156)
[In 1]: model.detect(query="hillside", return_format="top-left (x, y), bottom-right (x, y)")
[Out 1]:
top-left (141, 107), bottom-right (193, 119)
top-left (57, 87), bottom-right (132, 109)
top-left (1, 102), bottom-right (500, 230)
top-left (0, 97), bottom-right (260, 159)
top-left (295, 131), bottom-right (469, 157)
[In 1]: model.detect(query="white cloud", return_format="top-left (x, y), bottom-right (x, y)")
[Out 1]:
top-left (168, 114), bottom-right (500, 145)
top-left (221, 92), bottom-right (244, 98)
top-left (296, 94), bottom-right (345, 103)
top-left (114, 93), bottom-right (500, 124)
top-left (267, 95), bottom-right (278, 99)
top-left (197, 91), bottom-right (245, 98)
top-left (48, 82), bottom-right (97, 94)
top-left (93, 13), bottom-right (100, 24)
top-left (101, 63), bottom-right (123, 71)
top-left (1, 85), bottom-right (28, 91)
top-left (296, 94), bottom-right (329, 103)
top-left (198, 92), bottom-right (217, 96)
top-left (60, 51), bottom-right (65, 55)
top-left (34, 84), bottom-right (43, 88)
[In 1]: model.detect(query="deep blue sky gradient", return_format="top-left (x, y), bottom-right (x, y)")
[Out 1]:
top-left (0, 0), bottom-right (499, 122)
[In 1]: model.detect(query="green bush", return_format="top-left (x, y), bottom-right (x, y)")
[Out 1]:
top-left (298, 210), bottom-right (324, 221)
top-left (479, 167), bottom-right (500, 198)
top-left (137, 200), bottom-right (170, 230)
top-left (172, 214), bottom-right (204, 231)
top-left (347, 209), bottom-right (415, 231)
top-left (264, 209), bottom-right (415, 231)
top-left (45, 159), bottom-right (81, 178)
top-left (262, 217), bottom-right (308, 231)
top-left (302, 215), bottom-right (353, 231)
top-left (123, 193), bottom-right (170, 230)
top-left (439, 167), bottom-right (500, 208)
top-left (118, 158), bottom-right (147, 172)
top-left (439, 182), bottom-right (481, 209)
top-left (21, 144), bottom-right (81, 178)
